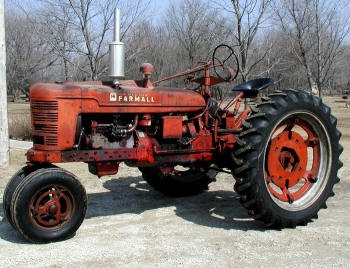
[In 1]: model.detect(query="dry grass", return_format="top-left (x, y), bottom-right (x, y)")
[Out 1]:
top-left (7, 103), bottom-right (32, 141)
top-left (8, 114), bottom-right (32, 140)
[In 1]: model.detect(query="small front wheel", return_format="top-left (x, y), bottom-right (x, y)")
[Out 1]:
top-left (11, 168), bottom-right (87, 243)
top-left (3, 164), bottom-right (55, 228)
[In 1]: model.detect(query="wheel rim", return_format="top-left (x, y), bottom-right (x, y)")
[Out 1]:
top-left (29, 184), bottom-right (75, 231)
top-left (264, 111), bottom-right (332, 211)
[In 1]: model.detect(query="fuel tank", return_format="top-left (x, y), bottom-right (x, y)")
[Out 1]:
top-left (30, 80), bottom-right (206, 114)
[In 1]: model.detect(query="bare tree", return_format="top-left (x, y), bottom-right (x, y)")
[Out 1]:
top-left (21, 0), bottom-right (151, 81)
top-left (331, 43), bottom-right (350, 93)
top-left (213, 0), bottom-right (273, 82)
top-left (33, 1), bottom-right (75, 81)
top-left (274, 0), bottom-right (350, 97)
top-left (124, 22), bottom-right (174, 80)
top-left (6, 0), bottom-right (350, 99)
top-left (5, 11), bottom-right (57, 100)
top-left (165, 0), bottom-right (230, 69)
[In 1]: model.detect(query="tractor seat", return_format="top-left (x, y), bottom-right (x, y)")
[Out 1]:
top-left (232, 78), bottom-right (274, 97)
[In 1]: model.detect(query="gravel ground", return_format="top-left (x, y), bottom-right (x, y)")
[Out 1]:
top-left (0, 141), bottom-right (349, 268)
top-left (0, 97), bottom-right (349, 267)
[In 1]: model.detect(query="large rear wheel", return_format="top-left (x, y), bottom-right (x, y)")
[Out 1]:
top-left (233, 89), bottom-right (343, 228)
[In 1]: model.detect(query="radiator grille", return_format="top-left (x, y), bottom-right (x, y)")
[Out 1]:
top-left (33, 124), bottom-right (58, 134)
top-left (32, 100), bottom-right (58, 146)
top-left (33, 112), bottom-right (58, 122)
top-left (46, 136), bottom-right (58, 146)
top-left (32, 100), bottom-right (58, 110)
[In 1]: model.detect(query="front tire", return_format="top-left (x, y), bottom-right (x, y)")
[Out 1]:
top-left (233, 90), bottom-right (343, 228)
top-left (11, 168), bottom-right (87, 243)
top-left (3, 164), bottom-right (54, 228)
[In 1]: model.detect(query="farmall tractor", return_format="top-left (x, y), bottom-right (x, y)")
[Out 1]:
top-left (3, 9), bottom-right (343, 243)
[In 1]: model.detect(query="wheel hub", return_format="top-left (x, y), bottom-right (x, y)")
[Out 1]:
top-left (31, 187), bottom-right (72, 229)
top-left (267, 131), bottom-right (307, 188)
top-left (47, 203), bottom-right (58, 216)
top-left (265, 118), bottom-right (321, 204)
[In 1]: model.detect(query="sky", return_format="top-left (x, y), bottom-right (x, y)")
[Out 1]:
top-left (149, 0), bottom-right (170, 21)
top-left (152, 0), bottom-right (169, 11)
top-left (5, 0), bottom-right (171, 23)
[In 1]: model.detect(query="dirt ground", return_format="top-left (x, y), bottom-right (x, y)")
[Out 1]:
top-left (0, 97), bottom-right (349, 267)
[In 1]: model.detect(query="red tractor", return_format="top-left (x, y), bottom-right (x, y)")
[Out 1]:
top-left (3, 9), bottom-right (343, 243)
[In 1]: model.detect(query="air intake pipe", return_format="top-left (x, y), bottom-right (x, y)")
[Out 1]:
top-left (109, 8), bottom-right (125, 86)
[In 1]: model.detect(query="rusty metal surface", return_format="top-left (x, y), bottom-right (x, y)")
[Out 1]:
top-left (80, 86), bottom-right (206, 112)
top-left (265, 119), bottom-right (321, 203)
top-left (29, 80), bottom-right (207, 152)
top-left (162, 116), bottom-right (183, 138)
top-left (27, 59), bottom-right (252, 178)
top-left (30, 95), bottom-right (81, 151)
top-left (30, 185), bottom-right (73, 231)
top-left (30, 82), bottom-right (206, 111)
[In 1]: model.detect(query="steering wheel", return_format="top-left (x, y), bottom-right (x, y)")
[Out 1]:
top-left (212, 44), bottom-right (239, 82)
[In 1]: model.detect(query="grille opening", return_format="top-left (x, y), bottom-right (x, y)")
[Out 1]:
top-left (46, 136), bottom-right (58, 146)
top-left (32, 100), bottom-right (58, 111)
top-left (32, 100), bottom-right (59, 146)
top-left (34, 124), bottom-right (58, 134)
top-left (33, 135), bottom-right (44, 145)
top-left (32, 100), bottom-right (58, 123)
top-left (33, 113), bottom-right (58, 122)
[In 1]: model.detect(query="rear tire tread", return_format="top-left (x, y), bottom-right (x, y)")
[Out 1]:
top-left (232, 89), bottom-right (342, 228)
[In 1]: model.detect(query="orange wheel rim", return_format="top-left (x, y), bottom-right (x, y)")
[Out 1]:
top-left (265, 118), bottom-right (321, 203)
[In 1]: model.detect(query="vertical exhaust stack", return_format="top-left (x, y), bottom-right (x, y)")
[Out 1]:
top-left (109, 8), bottom-right (125, 86)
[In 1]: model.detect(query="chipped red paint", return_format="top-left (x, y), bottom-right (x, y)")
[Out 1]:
top-left (162, 116), bottom-right (183, 138)
top-left (88, 161), bottom-right (120, 176)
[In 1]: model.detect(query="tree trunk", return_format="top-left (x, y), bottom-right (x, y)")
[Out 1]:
top-left (0, 0), bottom-right (9, 166)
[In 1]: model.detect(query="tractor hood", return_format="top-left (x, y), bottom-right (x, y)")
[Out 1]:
top-left (30, 80), bottom-right (206, 114)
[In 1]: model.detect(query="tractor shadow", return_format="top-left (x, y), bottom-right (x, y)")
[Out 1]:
top-left (0, 204), bottom-right (29, 244)
top-left (86, 176), bottom-right (264, 231)
top-left (0, 175), bottom-right (264, 243)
